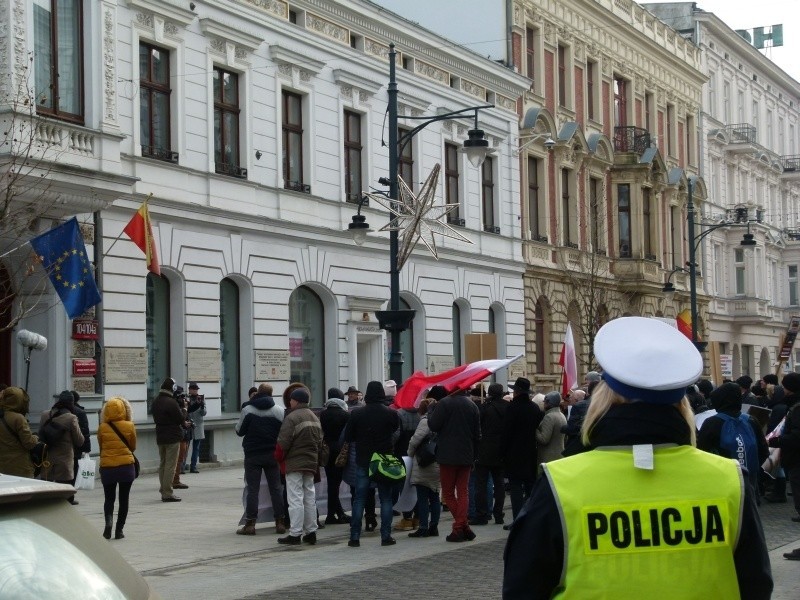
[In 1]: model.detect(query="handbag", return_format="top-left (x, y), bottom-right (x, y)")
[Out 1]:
top-left (75, 455), bottom-right (96, 490)
top-left (318, 439), bottom-right (330, 467)
top-left (0, 408), bottom-right (49, 475)
top-left (108, 421), bottom-right (140, 478)
top-left (335, 442), bottom-right (350, 468)
top-left (416, 433), bottom-right (438, 467)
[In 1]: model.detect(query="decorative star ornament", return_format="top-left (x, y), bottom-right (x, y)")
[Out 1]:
top-left (364, 164), bottom-right (472, 270)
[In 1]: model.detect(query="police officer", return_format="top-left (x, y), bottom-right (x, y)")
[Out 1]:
top-left (503, 317), bottom-right (772, 599)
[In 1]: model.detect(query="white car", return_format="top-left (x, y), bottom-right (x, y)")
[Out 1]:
top-left (0, 475), bottom-right (159, 599)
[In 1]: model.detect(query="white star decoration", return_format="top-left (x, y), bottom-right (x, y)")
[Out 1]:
top-left (364, 164), bottom-right (473, 270)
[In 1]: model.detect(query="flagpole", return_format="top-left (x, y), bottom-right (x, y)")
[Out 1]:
top-left (103, 193), bottom-right (153, 258)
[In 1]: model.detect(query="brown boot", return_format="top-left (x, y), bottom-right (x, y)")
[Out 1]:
top-left (236, 519), bottom-right (256, 535)
top-left (275, 517), bottom-right (287, 534)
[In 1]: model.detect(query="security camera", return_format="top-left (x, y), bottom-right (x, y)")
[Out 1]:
top-left (17, 329), bottom-right (47, 351)
top-left (544, 136), bottom-right (556, 150)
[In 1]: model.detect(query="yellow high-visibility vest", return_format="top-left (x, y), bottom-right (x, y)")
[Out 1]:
top-left (543, 445), bottom-right (743, 599)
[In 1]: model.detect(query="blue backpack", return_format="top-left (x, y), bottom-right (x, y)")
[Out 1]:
top-left (717, 412), bottom-right (759, 490)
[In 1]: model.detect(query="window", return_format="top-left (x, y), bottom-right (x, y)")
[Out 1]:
top-left (213, 67), bottom-right (242, 177)
top-left (526, 27), bottom-right (536, 82)
top-left (344, 110), bottom-right (363, 202)
top-left (399, 297), bottom-right (414, 382)
top-left (289, 286), bottom-right (325, 406)
top-left (686, 114), bottom-right (695, 165)
top-left (714, 245), bottom-right (723, 295)
top-left (34, 0), bottom-right (83, 122)
top-left (642, 188), bottom-right (653, 258)
top-left (735, 248), bottom-right (745, 295)
top-left (139, 43), bottom-right (174, 161)
top-left (445, 143), bottom-right (462, 225)
top-left (671, 206), bottom-right (680, 268)
top-left (645, 92), bottom-right (654, 132)
top-left (534, 299), bottom-right (546, 374)
top-left (738, 91), bottom-right (744, 123)
top-left (587, 60), bottom-right (596, 120)
top-left (614, 77), bottom-right (627, 127)
top-left (482, 157), bottom-right (497, 233)
top-left (752, 100), bottom-right (759, 133)
top-left (723, 82), bottom-right (731, 123)
top-left (282, 91), bottom-right (305, 192)
top-left (790, 265), bottom-right (798, 306)
top-left (528, 157), bottom-right (543, 241)
top-left (146, 273), bottom-right (171, 412)
top-left (398, 127), bottom-right (413, 189)
top-left (666, 104), bottom-right (674, 156)
top-left (779, 118), bottom-right (785, 154)
top-left (618, 184), bottom-right (631, 258)
top-left (561, 169), bottom-right (576, 246)
top-left (558, 45), bottom-right (567, 107)
top-left (452, 303), bottom-right (462, 366)
top-left (220, 278), bottom-right (241, 413)
top-left (590, 178), bottom-right (602, 252)
top-left (766, 109), bottom-right (773, 148)
top-left (707, 74), bottom-right (716, 119)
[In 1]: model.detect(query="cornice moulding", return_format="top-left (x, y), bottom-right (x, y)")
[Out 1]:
top-left (199, 17), bottom-right (263, 52)
top-left (269, 44), bottom-right (325, 74)
top-left (332, 69), bottom-right (382, 95)
top-left (126, 0), bottom-right (195, 26)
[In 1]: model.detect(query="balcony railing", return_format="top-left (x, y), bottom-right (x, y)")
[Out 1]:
top-left (141, 145), bottom-right (179, 163)
top-left (483, 225), bottom-right (500, 234)
top-left (724, 123), bottom-right (757, 144)
top-left (447, 216), bottom-right (465, 227)
top-left (786, 228), bottom-right (800, 241)
top-left (613, 126), bottom-right (651, 154)
top-left (215, 163), bottom-right (248, 178)
top-left (782, 155), bottom-right (800, 172)
top-left (286, 181), bottom-right (311, 193)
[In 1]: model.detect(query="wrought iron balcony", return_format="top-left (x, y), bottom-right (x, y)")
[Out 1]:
top-left (286, 181), bottom-right (311, 193)
top-left (141, 145), bottom-right (179, 163)
top-left (484, 225), bottom-right (500, 234)
top-left (782, 155), bottom-right (800, 172)
top-left (724, 123), bottom-right (757, 144)
top-left (613, 126), bottom-right (651, 154)
top-left (215, 162), bottom-right (248, 178)
top-left (447, 216), bottom-right (465, 227)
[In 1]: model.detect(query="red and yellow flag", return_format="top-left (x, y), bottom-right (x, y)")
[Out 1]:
top-left (123, 199), bottom-right (160, 275)
top-left (676, 309), bottom-right (697, 341)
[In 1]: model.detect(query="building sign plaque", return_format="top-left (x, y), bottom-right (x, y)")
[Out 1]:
top-left (104, 348), bottom-right (147, 383)
top-left (255, 350), bottom-right (290, 381)
top-left (187, 349), bottom-right (221, 382)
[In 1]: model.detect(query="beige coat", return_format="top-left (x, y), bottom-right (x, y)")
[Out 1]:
top-left (38, 409), bottom-right (84, 482)
top-left (407, 416), bottom-right (440, 491)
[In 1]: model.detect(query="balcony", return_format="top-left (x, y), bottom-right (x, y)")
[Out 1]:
top-left (483, 225), bottom-right (501, 235)
top-left (613, 126), bottom-right (651, 155)
top-left (725, 123), bottom-right (757, 144)
top-left (729, 297), bottom-right (772, 324)
top-left (447, 217), bottom-right (465, 227)
top-left (215, 163), bottom-right (248, 179)
top-left (611, 257), bottom-right (662, 286)
top-left (782, 155), bottom-right (800, 181)
top-left (141, 145), bottom-right (179, 163)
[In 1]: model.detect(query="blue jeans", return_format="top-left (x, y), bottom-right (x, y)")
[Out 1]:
top-left (468, 469), bottom-right (494, 519)
top-left (190, 438), bottom-right (202, 469)
top-left (415, 485), bottom-right (441, 528)
top-left (350, 467), bottom-right (398, 541)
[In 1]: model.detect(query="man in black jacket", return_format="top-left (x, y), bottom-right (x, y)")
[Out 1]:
top-left (502, 377), bottom-right (543, 527)
top-left (151, 377), bottom-right (184, 502)
top-left (471, 383), bottom-right (508, 526)
top-left (769, 373), bottom-right (800, 533)
top-left (345, 381), bottom-right (400, 547)
top-left (235, 383), bottom-right (286, 535)
top-left (429, 386), bottom-right (480, 542)
top-left (69, 391), bottom-right (91, 505)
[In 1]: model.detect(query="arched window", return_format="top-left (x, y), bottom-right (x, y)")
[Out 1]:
top-left (399, 297), bottom-right (414, 382)
top-left (220, 278), bottom-right (241, 413)
top-left (146, 273), bottom-right (171, 411)
top-left (289, 286), bottom-right (325, 405)
top-left (535, 300), bottom-right (547, 374)
top-left (452, 303), bottom-right (462, 366)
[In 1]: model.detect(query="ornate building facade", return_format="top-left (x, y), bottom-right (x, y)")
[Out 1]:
top-left (0, 0), bottom-right (528, 465)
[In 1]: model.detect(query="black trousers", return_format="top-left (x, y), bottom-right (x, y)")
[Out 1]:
top-left (474, 464), bottom-right (505, 520)
top-left (103, 481), bottom-right (133, 526)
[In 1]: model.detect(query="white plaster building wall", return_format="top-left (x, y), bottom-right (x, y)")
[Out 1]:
top-left (93, 0), bottom-right (530, 464)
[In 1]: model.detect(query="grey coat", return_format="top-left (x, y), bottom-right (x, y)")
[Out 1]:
top-left (188, 395), bottom-right (206, 440)
top-left (407, 416), bottom-right (440, 490)
top-left (38, 409), bottom-right (84, 482)
top-left (536, 407), bottom-right (567, 464)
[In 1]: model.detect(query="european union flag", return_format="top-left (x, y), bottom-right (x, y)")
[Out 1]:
top-left (30, 217), bottom-right (102, 319)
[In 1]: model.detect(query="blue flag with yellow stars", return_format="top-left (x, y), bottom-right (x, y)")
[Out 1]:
top-left (29, 217), bottom-right (101, 319)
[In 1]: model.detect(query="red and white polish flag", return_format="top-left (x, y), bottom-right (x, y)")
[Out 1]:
top-left (558, 322), bottom-right (578, 398)
top-left (393, 354), bottom-right (523, 409)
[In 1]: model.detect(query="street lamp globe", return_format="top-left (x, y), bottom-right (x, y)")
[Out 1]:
top-left (740, 232), bottom-right (756, 248)
top-left (463, 128), bottom-right (492, 169)
top-left (347, 213), bottom-right (372, 246)
top-left (662, 282), bottom-right (676, 295)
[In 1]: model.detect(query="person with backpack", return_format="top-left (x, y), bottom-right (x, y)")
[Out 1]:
top-left (697, 382), bottom-right (768, 499)
top-left (406, 397), bottom-right (441, 538)
top-left (38, 390), bottom-right (85, 504)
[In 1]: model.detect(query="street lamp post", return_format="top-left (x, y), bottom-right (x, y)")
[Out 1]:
top-left (664, 176), bottom-right (757, 352)
top-left (348, 43), bottom-right (494, 384)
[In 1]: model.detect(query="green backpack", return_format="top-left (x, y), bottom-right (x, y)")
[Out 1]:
top-left (368, 452), bottom-right (406, 484)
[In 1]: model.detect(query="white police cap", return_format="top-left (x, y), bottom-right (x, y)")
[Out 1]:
top-left (594, 316), bottom-right (702, 404)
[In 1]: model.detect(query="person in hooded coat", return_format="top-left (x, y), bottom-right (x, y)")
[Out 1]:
top-left (320, 388), bottom-right (350, 525)
top-left (0, 386), bottom-right (39, 478)
top-left (97, 396), bottom-right (137, 540)
top-left (39, 390), bottom-right (85, 495)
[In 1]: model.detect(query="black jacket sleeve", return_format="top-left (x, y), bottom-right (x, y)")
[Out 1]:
top-left (503, 476), bottom-right (564, 600)
top-left (734, 480), bottom-right (774, 599)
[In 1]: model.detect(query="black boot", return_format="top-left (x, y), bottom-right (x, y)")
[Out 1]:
top-left (765, 477), bottom-right (788, 503)
top-left (115, 519), bottom-right (125, 540)
top-left (103, 515), bottom-right (113, 540)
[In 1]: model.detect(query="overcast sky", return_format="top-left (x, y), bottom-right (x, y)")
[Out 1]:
top-left (691, 0), bottom-right (800, 83)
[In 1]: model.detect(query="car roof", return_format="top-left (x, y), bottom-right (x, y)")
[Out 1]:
top-left (0, 474), bottom-right (74, 505)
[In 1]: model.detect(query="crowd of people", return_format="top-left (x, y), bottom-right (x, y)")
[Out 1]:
top-left (2, 314), bottom-right (798, 596)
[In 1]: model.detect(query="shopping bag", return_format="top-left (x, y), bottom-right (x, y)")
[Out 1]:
top-left (75, 455), bottom-right (96, 491)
